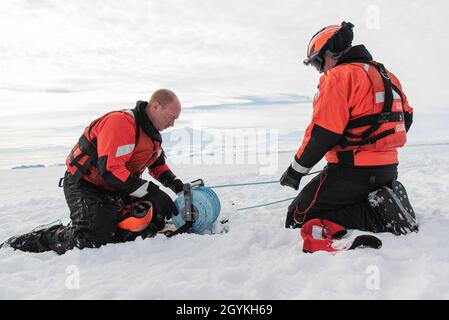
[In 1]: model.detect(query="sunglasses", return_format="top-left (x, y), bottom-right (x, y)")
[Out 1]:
top-left (303, 52), bottom-right (325, 73)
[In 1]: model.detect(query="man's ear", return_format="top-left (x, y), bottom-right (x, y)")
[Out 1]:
top-left (149, 101), bottom-right (160, 111)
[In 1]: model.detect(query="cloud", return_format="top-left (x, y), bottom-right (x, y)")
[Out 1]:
top-left (0, 0), bottom-right (447, 108)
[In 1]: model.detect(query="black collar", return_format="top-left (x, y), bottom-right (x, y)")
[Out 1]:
top-left (335, 45), bottom-right (373, 66)
top-left (132, 101), bottom-right (162, 142)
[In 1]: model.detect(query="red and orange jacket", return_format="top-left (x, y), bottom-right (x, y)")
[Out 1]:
top-left (66, 101), bottom-right (177, 198)
top-left (291, 45), bottom-right (413, 175)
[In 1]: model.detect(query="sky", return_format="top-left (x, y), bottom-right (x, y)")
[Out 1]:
top-left (1, 0), bottom-right (447, 107)
top-left (0, 0), bottom-right (448, 169)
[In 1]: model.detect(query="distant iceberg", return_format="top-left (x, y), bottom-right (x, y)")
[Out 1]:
top-left (11, 164), bottom-right (46, 170)
top-left (11, 163), bottom-right (66, 170)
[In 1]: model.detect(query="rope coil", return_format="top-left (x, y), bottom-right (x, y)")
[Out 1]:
top-left (172, 187), bottom-right (221, 234)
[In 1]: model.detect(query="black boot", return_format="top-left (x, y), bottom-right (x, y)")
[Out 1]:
top-left (1, 222), bottom-right (77, 254)
top-left (368, 180), bottom-right (419, 235)
top-left (2, 227), bottom-right (58, 253)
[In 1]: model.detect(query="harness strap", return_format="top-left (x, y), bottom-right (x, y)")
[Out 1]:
top-left (357, 63), bottom-right (394, 139)
top-left (338, 62), bottom-right (404, 148)
top-left (68, 109), bottom-right (140, 182)
top-left (70, 135), bottom-right (98, 175)
top-left (78, 135), bottom-right (98, 160)
top-left (293, 168), bottom-right (329, 225)
top-left (345, 111), bottom-right (404, 131)
top-left (340, 129), bottom-right (396, 148)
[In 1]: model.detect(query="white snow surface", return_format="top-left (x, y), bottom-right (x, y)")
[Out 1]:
top-left (1, 119), bottom-right (449, 299)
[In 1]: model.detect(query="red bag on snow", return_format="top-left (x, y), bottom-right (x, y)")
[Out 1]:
top-left (300, 219), bottom-right (382, 253)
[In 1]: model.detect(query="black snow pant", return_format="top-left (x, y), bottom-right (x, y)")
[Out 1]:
top-left (6, 172), bottom-right (156, 254)
top-left (285, 163), bottom-right (398, 232)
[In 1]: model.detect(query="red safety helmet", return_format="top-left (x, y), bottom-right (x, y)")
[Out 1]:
top-left (303, 21), bottom-right (354, 72)
top-left (117, 200), bottom-right (153, 233)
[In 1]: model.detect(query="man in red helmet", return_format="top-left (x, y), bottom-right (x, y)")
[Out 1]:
top-left (3, 89), bottom-right (186, 254)
top-left (280, 22), bottom-right (418, 235)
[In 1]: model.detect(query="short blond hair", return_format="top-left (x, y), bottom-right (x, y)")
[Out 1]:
top-left (149, 89), bottom-right (177, 106)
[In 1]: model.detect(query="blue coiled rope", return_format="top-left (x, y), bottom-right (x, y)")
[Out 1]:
top-left (173, 187), bottom-right (221, 234)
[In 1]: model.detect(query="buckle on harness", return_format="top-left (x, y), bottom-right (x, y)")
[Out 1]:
top-left (377, 112), bottom-right (391, 124)
top-left (378, 65), bottom-right (391, 80)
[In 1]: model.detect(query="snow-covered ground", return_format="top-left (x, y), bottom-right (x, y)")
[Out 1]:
top-left (1, 0), bottom-right (449, 299)
top-left (1, 117), bottom-right (449, 300)
top-left (1, 99), bottom-right (449, 299)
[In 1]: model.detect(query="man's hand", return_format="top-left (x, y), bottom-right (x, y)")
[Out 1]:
top-left (134, 183), bottom-right (179, 237)
top-left (280, 165), bottom-right (304, 190)
top-left (145, 182), bottom-right (179, 218)
top-left (157, 170), bottom-right (184, 194)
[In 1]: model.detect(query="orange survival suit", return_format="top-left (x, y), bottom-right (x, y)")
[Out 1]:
top-left (66, 101), bottom-right (177, 197)
top-left (285, 45), bottom-right (413, 230)
top-left (2, 101), bottom-right (182, 254)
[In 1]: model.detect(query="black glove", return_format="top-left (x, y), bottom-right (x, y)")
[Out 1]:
top-left (145, 182), bottom-right (178, 218)
top-left (280, 165), bottom-right (304, 190)
top-left (168, 178), bottom-right (184, 194)
top-left (158, 170), bottom-right (184, 194)
top-left (136, 182), bottom-right (178, 234)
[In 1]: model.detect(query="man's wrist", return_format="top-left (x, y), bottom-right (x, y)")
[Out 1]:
top-left (287, 165), bottom-right (305, 180)
top-left (146, 181), bottom-right (160, 195)
top-left (169, 178), bottom-right (184, 194)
